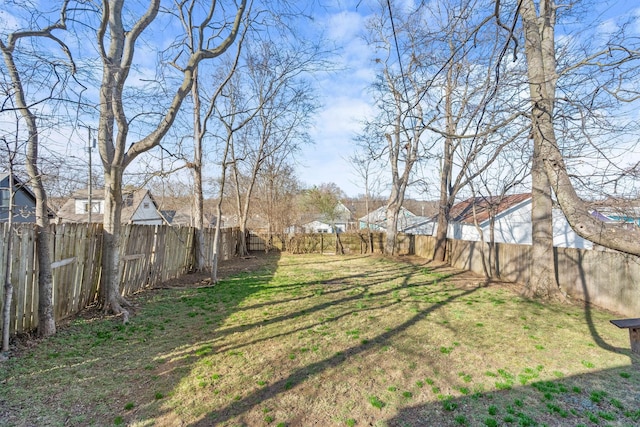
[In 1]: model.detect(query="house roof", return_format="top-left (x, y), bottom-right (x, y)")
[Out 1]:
top-left (56, 188), bottom-right (162, 223)
top-left (449, 193), bottom-right (531, 225)
top-left (0, 173), bottom-right (37, 201)
top-left (1, 173), bottom-right (56, 219)
top-left (359, 205), bottom-right (416, 223)
top-left (162, 206), bottom-right (217, 227)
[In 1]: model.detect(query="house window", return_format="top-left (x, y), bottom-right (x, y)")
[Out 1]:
top-left (83, 202), bottom-right (101, 213)
top-left (143, 202), bottom-right (150, 209)
top-left (0, 189), bottom-right (9, 210)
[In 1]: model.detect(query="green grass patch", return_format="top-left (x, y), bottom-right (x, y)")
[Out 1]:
top-left (0, 253), bottom-right (636, 427)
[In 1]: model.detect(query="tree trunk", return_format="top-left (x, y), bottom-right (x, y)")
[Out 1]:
top-left (489, 214), bottom-right (497, 278)
top-left (212, 132), bottom-right (233, 283)
top-left (526, 149), bottom-right (559, 298)
top-left (211, 224), bottom-right (221, 284)
top-left (385, 202), bottom-right (400, 255)
top-left (433, 201), bottom-right (450, 262)
top-left (519, 0), bottom-right (563, 299)
top-left (2, 194), bottom-right (13, 352)
top-left (335, 230), bottom-right (344, 255)
top-left (191, 71), bottom-right (206, 272)
top-left (434, 72), bottom-right (456, 262)
top-left (35, 224), bottom-right (55, 336)
top-left (101, 175), bottom-right (129, 322)
top-left (364, 190), bottom-right (373, 254)
top-left (520, 0), bottom-right (640, 256)
top-left (27, 148), bottom-right (56, 337)
top-left (2, 34), bottom-right (57, 337)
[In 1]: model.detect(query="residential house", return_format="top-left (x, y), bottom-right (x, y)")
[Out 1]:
top-left (358, 205), bottom-right (420, 232)
top-left (302, 201), bottom-right (352, 233)
top-left (1, 174), bottom-right (37, 223)
top-left (56, 188), bottom-right (166, 225)
top-left (162, 207), bottom-right (218, 228)
top-left (446, 193), bottom-right (594, 249)
top-left (591, 201), bottom-right (640, 228)
top-left (401, 215), bottom-right (437, 235)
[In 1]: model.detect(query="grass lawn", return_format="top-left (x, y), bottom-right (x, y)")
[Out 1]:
top-left (1, 252), bottom-right (639, 427)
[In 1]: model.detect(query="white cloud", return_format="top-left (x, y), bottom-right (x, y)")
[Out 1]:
top-left (325, 10), bottom-right (365, 42)
top-left (0, 6), bottom-right (21, 33)
top-left (597, 18), bottom-right (619, 36)
top-left (298, 94), bottom-right (374, 195)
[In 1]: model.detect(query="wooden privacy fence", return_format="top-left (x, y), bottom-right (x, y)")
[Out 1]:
top-left (0, 223), bottom-right (239, 336)
top-left (415, 235), bottom-right (640, 317)
top-left (285, 232), bottom-right (388, 254)
top-left (279, 231), bottom-right (640, 317)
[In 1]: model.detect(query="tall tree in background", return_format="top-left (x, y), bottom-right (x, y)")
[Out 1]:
top-left (419, 0), bottom-right (528, 262)
top-left (0, 1), bottom-right (74, 337)
top-left (516, 0), bottom-right (640, 296)
top-left (172, 2), bottom-right (250, 272)
top-left (363, 2), bottom-right (434, 255)
top-left (227, 39), bottom-right (320, 255)
top-left (253, 158), bottom-right (300, 251)
top-left (244, 153), bottom-right (300, 251)
top-left (348, 146), bottom-right (384, 253)
top-left (95, 0), bottom-right (246, 320)
top-left (301, 183), bottom-right (346, 254)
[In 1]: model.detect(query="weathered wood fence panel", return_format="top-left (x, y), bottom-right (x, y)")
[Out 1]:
top-left (50, 223), bottom-right (103, 322)
top-left (555, 247), bottom-right (640, 317)
top-left (416, 235), bottom-right (640, 317)
top-left (151, 225), bottom-right (195, 283)
top-left (0, 223), bottom-right (239, 336)
top-left (286, 232), bottom-right (387, 255)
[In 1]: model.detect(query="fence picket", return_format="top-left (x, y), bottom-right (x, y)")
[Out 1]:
top-left (5, 226), bottom-right (638, 335)
top-left (0, 223), bottom-right (239, 336)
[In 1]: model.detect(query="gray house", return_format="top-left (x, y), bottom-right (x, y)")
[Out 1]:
top-left (56, 188), bottom-right (166, 225)
top-left (0, 173), bottom-right (38, 223)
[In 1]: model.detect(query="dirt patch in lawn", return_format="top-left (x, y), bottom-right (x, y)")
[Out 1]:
top-left (154, 253), bottom-right (278, 289)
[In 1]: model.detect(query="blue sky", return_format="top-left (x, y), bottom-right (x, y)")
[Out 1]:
top-left (294, 1), bottom-right (378, 197)
top-left (2, 0), bottom-right (638, 200)
top-left (293, 0), bottom-right (640, 198)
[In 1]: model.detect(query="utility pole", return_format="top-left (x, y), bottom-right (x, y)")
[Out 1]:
top-left (87, 127), bottom-right (93, 224)
top-left (80, 125), bottom-right (96, 223)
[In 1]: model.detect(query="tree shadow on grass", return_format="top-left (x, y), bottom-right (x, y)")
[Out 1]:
top-left (0, 251), bottom-right (284, 427)
top-left (386, 363), bottom-right (640, 427)
top-left (189, 284), bottom-right (483, 425)
top-left (4, 251), bottom-right (632, 427)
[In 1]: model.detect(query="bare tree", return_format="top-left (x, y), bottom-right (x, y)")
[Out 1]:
top-left (301, 183), bottom-right (347, 254)
top-left (363, 1), bottom-right (436, 255)
top-left (94, 0), bottom-right (247, 321)
top-left (170, 1), bottom-right (251, 272)
top-left (1, 138), bottom-right (17, 352)
top-left (348, 147), bottom-right (385, 253)
top-left (412, 0), bottom-right (529, 262)
top-left (252, 156), bottom-right (301, 251)
top-left (515, 0), bottom-right (640, 297)
top-left (0, 1), bottom-right (75, 337)
top-left (226, 39), bottom-right (321, 256)
top-left (210, 119), bottom-right (235, 284)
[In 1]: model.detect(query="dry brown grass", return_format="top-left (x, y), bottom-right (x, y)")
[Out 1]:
top-left (1, 252), bottom-right (638, 427)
